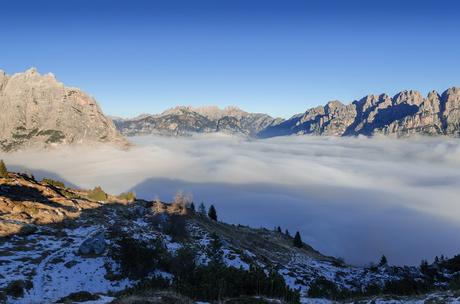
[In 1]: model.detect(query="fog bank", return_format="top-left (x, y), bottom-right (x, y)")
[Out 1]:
top-left (2, 134), bottom-right (460, 265)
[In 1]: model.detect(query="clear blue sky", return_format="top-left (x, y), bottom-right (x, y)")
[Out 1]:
top-left (1, 0), bottom-right (459, 118)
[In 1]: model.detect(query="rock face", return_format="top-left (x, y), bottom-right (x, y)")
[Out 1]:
top-left (0, 68), bottom-right (127, 151)
top-left (113, 106), bottom-right (284, 137)
top-left (78, 231), bottom-right (106, 255)
top-left (259, 88), bottom-right (460, 138)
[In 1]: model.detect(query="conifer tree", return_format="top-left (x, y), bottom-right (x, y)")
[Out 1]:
top-left (189, 202), bottom-right (195, 213)
top-left (198, 202), bottom-right (206, 215)
top-left (0, 160), bottom-right (8, 178)
top-left (285, 229), bottom-right (290, 237)
top-left (379, 255), bottom-right (388, 267)
top-left (208, 204), bottom-right (217, 221)
top-left (277, 226), bottom-right (282, 233)
top-left (293, 231), bottom-right (303, 248)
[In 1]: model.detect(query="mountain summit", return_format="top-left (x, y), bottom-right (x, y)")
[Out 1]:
top-left (0, 68), bottom-right (127, 151)
top-left (259, 88), bottom-right (460, 138)
top-left (113, 105), bottom-right (283, 137)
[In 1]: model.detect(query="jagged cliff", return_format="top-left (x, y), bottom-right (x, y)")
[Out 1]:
top-left (113, 106), bottom-right (284, 137)
top-left (0, 68), bottom-right (127, 151)
top-left (259, 88), bottom-right (460, 138)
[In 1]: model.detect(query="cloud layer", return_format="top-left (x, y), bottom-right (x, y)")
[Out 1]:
top-left (2, 134), bottom-right (460, 265)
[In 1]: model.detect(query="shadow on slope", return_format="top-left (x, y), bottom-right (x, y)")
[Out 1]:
top-left (129, 177), bottom-right (460, 266)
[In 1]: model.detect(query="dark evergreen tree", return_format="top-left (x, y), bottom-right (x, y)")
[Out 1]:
top-left (379, 255), bottom-right (388, 267)
top-left (285, 229), bottom-right (290, 237)
top-left (198, 202), bottom-right (207, 215)
top-left (434, 256), bottom-right (440, 264)
top-left (293, 231), bottom-right (303, 248)
top-left (0, 160), bottom-right (8, 178)
top-left (277, 226), bottom-right (282, 233)
top-left (189, 202), bottom-right (196, 213)
top-left (208, 204), bottom-right (217, 221)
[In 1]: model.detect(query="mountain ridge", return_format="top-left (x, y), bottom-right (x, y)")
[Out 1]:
top-left (113, 105), bottom-right (284, 137)
top-left (259, 87), bottom-right (460, 138)
top-left (0, 68), bottom-right (127, 152)
top-left (112, 87), bottom-right (460, 139)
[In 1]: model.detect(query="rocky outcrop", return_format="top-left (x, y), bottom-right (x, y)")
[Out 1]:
top-left (113, 106), bottom-right (283, 137)
top-left (259, 87), bottom-right (460, 138)
top-left (0, 68), bottom-right (127, 151)
top-left (78, 231), bottom-right (106, 255)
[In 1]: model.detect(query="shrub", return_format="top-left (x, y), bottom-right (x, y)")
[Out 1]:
top-left (5, 280), bottom-right (30, 298)
top-left (58, 291), bottom-right (99, 303)
top-left (449, 275), bottom-right (460, 290)
top-left (163, 215), bottom-right (188, 241)
top-left (88, 186), bottom-right (107, 201)
top-left (308, 277), bottom-right (339, 299)
top-left (118, 191), bottom-right (136, 201)
top-left (383, 277), bottom-right (432, 296)
top-left (42, 178), bottom-right (65, 188)
top-left (111, 235), bottom-right (171, 279)
top-left (0, 160), bottom-right (8, 178)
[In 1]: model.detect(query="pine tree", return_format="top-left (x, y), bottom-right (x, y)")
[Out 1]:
top-left (379, 255), bottom-right (388, 267)
top-left (198, 202), bottom-right (206, 215)
top-left (434, 256), bottom-right (440, 264)
top-left (189, 202), bottom-right (195, 213)
top-left (208, 232), bottom-right (224, 267)
top-left (293, 231), bottom-right (303, 248)
top-left (208, 204), bottom-right (217, 221)
top-left (277, 226), bottom-right (282, 233)
top-left (285, 229), bottom-right (290, 237)
top-left (0, 160), bottom-right (8, 178)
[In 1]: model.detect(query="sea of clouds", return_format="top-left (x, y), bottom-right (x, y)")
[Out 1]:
top-left (2, 134), bottom-right (460, 265)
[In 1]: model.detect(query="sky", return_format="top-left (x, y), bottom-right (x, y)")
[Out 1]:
top-left (1, 0), bottom-right (460, 118)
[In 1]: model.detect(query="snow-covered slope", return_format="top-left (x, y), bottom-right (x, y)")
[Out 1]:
top-left (1, 173), bottom-right (460, 303)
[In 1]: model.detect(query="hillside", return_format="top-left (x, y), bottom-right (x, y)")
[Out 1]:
top-left (259, 88), bottom-right (460, 138)
top-left (0, 68), bottom-right (127, 152)
top-left (1, 166), bottom-right (460, 303)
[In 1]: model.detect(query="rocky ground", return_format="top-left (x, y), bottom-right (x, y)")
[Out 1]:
top-left (1, 172), bottom-right (460, 303)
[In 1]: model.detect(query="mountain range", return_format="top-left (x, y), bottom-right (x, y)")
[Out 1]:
top-left (115, 88), bottom-right (460, 139)
top-left (1, 68), bottom-right (459, 152)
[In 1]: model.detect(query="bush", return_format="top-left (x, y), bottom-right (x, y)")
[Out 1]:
top-left (163, 215), bottom-right (188, 241)
top-left (42, 178), bottom-right (65, 188)
top-left (383, 277), bottom-right (432, 296)
top-left (441, 255), bottom-right (460, 273)
top-left (118, 191), bottom-right (136, 201)
top-left (308, 277), bottom-right (339, 299)
top-left (58, 291), bottom-right (99, 303)
top-left (88, 186), bottom-right (108, 201)
top-left (5, 280), bottom-right (31, 298)
top-left (111, 235), bottom-right (171, 279)
top-left (0, 160), bottom-right (8, 178)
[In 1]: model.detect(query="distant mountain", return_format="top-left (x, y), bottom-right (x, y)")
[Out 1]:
top-left (0, 68), bottom-right (127, 151)
top-left (112, 106), bottom-right (284, 137)
top-left (259, 88), bottom-right (460, 138)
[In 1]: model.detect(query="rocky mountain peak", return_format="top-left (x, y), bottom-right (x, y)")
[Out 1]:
top-left (0, 68), bottom-right (127, 151)
top-left (261, 87), bottom-right (460, 138)
top-left (393, 90), bottom-right (424, 106)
